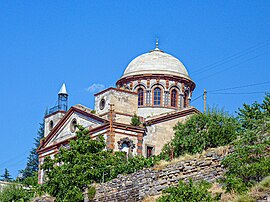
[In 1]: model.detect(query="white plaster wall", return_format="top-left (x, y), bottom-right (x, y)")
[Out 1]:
top-left (46, 112), bottom-right (103, 147)
top-left (44, 112), bottom-right (66, 137)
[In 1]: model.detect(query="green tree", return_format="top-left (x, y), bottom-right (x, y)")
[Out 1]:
top-left (19, 122), bottom-right (44, 185)
top-left (221, 93), bottom-right (270, 193)
top-left (41, 125), bottom-right (156, 202)
top-left (157, 179), bottom-right (215, 202)
top-left (1, 168), bottom-right (12, 182)
top-left (161, 108), bottom-right (239, 159)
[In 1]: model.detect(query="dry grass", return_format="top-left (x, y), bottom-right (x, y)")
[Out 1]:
top-left (220, 176), bottom-right (270, 202)
top-left (142, 195), bottom-right (161, 202)
top-left (154, 146), bottom-right (230, 171)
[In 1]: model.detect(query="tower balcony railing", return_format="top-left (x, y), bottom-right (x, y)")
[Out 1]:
top-left (47, 104), bottom-right (68, 116)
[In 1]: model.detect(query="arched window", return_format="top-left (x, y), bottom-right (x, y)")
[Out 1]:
top-left (171, 89), bottom-right (178, 107)
top-left (184, 91), bottom-right (188, 108)
top-left (138, 88), bottom-right (144, 106)
top-left (153, 87), bottom-right (162, 106)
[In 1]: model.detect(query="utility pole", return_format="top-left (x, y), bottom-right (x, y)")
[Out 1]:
top-left (203, 89), bottom-right (207, 113)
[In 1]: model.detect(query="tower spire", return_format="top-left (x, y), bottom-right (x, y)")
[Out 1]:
top-left (58, 83), bottom-right (68, 95)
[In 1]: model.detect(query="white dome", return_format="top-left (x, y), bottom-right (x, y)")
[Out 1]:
top-left (121, 50), bottom-right (189, 79)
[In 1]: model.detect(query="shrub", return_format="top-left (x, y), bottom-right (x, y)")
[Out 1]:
top-left (131, 114), bottom-right (141, 126)
top-left (0, 184), bottom-right (33, 202)
top-left (160, 108), bottom-right (239, 159)
top-left (221, 93), bottom-right (270, 193)
top-left (157, 179), bottom-right (215, 202)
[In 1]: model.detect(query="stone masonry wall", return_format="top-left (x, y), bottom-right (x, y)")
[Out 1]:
top-left (91, 147), bottom-right (229, 202)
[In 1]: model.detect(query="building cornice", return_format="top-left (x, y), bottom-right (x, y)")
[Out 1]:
top-left (116, 74), bottom-right (196, 91)
top-left (94, 87), bottom-right (137, 96)
top-left (144, 107), bottom-right (201, 125)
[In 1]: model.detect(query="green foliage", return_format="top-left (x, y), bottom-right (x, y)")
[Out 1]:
top-left (157, 179), bottom-right (215, 202)
top-left (1, 168), bottom-right (12, 182)
top-left (0, 184), bottom-right (34, 202)
top-left (160, 108), bottom-right (239, 159)
top-left (90, 110), bottom-right (96, 114)
top-left (87, 186), bottom-right (96, 200)
top-left (221, 93), bottom-right (270, 193)
top-left (131, 114), bottom-right (141, 126)
top-left (21, 172), bottom-right (38, 187)
top-left (41, 125), bottom-right (157, 202)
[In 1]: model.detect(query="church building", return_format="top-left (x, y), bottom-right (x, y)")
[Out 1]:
top-left (37, 41), bottom-right (199, 184)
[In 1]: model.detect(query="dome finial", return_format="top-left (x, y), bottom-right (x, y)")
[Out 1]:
top-left (155, 38), bottom-right (159, 50)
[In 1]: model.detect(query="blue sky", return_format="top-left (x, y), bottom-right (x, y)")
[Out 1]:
top-left (0, 1), bottom-right (269, 178)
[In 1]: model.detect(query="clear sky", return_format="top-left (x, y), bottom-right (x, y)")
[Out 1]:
top-left (0, 1), bottom-right (269, 178)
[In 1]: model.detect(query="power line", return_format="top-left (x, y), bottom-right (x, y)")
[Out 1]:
top-left (210, 91), bottom-right (266, 95)
top-left (190, 94), bottom-right (203, 103)
top-left (192, 39), bottom-right (270, 75)
top-left (208, 81), bottom-right (270, 93)
top-left (196, 51), bottom-right (269, 81)
top-left (0, 149), bottom-right (29, 168)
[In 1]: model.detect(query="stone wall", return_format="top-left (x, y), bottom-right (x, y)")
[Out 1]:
top-left (91, 147), bottom-right (229, 202)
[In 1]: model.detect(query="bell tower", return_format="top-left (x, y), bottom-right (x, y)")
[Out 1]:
top-left (44, 83), bottom-right (69, 137)
top-left (58, 83), bottom-right (68, 111)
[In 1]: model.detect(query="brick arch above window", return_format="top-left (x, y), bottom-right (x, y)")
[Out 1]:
top-left (150, 82), bottom-right (165, 91)
top-left (133, 83), bottom-right (147, 91)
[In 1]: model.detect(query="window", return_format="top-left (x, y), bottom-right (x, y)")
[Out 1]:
top-left (184, 92), bottom-right (188, 108)
top-left (99, 98), bottom-right (106, 110)
top-left (49, 120), bottom-right (54, 131)
top-left (121, 143), bottom-right (129, 154)
top-left (171, 89), bottom-right (178, 107)
top-left (153, 87), bottom-right (161, 106)
top-left (138, 88), bottom-right (144, 106)
top-left (70, 118), bottom-right (77, 133)
top-left (146, 146), bottom-right (154, 158)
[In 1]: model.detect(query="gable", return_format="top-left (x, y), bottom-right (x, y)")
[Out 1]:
top-left (45, 112), bottom-right (104, 148)
top-left (38, 106), bottom-right (108, 152)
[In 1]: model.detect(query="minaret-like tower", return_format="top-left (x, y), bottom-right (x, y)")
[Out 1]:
top-left (58, 83), bottom-right (68, 111)
top-left (44, 83), bottom-right (69, 137)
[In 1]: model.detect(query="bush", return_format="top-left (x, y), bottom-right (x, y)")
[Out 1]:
top-left (221, 93), bottom-right (270, 193)
top-left (130, 114), bottom-right (141, 126)
top-left (0, 184), bottom-right (33, 202)
top-left (157, 179), bottom-right (215, 202)
top-left (160, 108), bottom-right (239, 159)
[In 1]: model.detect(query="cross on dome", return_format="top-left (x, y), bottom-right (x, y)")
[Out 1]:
top-left (155, 38), bottom-right (159, 50)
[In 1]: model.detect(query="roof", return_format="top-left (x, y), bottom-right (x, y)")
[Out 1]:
top-left (58, 83), bottom-right (68, 95)
top-left (144, 107), bottom-right (201, 125)
top-left (121, 49), bottom-right (190, 79)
